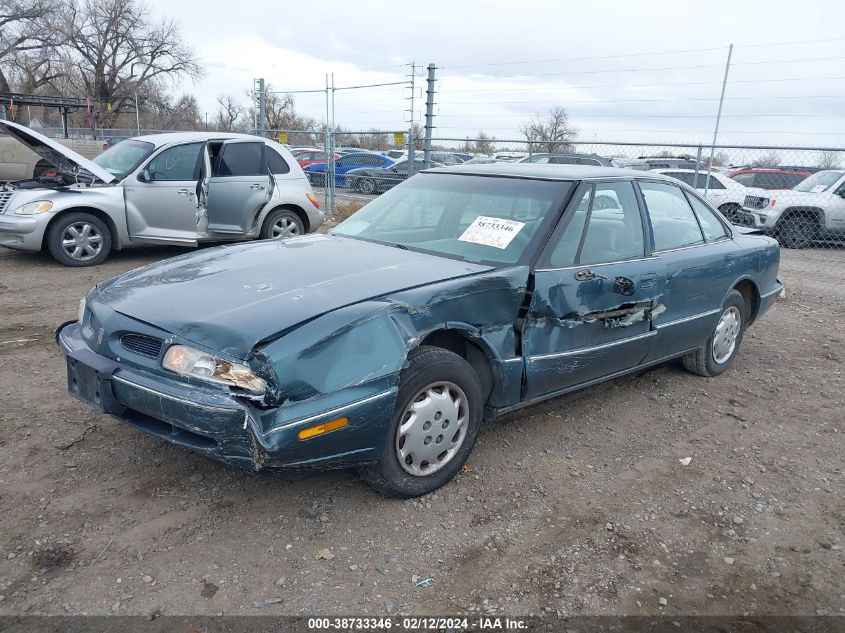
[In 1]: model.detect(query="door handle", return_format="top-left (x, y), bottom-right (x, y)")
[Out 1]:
top-left (249, 184), bottom-right (266, 190)
top-left (574, 268), bottom-right (607, 281)
top-left (177, 188), bottom-right (193, 196)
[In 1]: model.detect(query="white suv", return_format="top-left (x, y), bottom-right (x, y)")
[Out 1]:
top-left (738, 170), bottom-right (845, 248)
top-left (654, 169), bottom-right (764, 223)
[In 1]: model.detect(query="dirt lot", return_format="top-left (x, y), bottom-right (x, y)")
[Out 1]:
top-left (0, 242), bottom-right (842, 618)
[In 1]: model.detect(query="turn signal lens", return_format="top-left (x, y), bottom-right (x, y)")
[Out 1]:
top-left (298, 417), bottom-right (349, 440)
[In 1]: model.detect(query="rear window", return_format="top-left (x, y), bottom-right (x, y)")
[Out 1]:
top-left (265, 148), bottom-right (290, 174)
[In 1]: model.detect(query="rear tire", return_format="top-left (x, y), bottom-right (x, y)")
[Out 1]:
top-left (358, 346), bottom-right (484, 498)
top-left (260, 208), bottom-right (305, 239)
top-left (357, 177), bottom-right (377, 195)
top-left (682, 290), bottom-right (746, 377)
top-left (46, 212), bottom-right (112, 267)
top-left (308, 173), bottom-right (325, 187)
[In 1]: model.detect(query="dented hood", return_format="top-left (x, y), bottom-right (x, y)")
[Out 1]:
top-left (0, 119), bottom-right (115, 183)
top-left (97, 234), bottom-right (492, 356)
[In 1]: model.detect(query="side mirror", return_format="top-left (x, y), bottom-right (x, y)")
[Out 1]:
top-left (137, 169), bottom-right (151, 182)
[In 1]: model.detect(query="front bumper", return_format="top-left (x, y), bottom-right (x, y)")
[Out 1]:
top-left (0, 212), bottom-right (48, 251)
top-left (56, 321), bottom-right (398, 471)
top-left (735, 207), bottom-right (778, 230)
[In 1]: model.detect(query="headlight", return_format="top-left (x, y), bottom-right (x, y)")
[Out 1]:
top-left (14, 200), bottom-right (53, 215)
top-left (162, 345), bottom-right (266, 395)
top-left (77, 297), bottom-right (86, 324)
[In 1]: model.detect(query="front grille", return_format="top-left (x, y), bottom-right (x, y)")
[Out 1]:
top-left (0, 192), bottom-right (14, 214)
top-left (744, 195), bottom-right (768, 210)
top-left (120, 333), bottom-right (164, 358)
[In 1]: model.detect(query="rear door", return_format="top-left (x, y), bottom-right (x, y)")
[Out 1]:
top-left (205, 140), bottom-right (270, 235)
top-left (637, 180), bottom-right (736, 362)
top-left (522, 180), bottom-right (665, 399)
top-left (124, 141), bottom-right (205, 243)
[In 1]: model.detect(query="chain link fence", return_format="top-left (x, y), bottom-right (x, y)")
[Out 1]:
top-left (313, 135), bottom-right (845, 304)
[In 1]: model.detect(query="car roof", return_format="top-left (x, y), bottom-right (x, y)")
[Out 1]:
top-left (127, 131), bottom-right (267, 148)
top-left (426, 163), bottom-right (668, 181)
top-left (729, 167), bottom-right (809, 174)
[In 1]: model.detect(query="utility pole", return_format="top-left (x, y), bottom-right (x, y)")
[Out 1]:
top-left (407, 62), bottom-right (416, 175)
top-left (423, 63), bottom-right (436, 168)
top-left (257, 77), bottom-right (266, 137)
top-left (704, 44), bottom-right (733, 195)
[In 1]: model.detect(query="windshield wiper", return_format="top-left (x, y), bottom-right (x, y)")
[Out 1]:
top-left (389, 243), bottom-right (410, 250)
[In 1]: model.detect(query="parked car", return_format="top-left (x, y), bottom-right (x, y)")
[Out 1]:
top-left (736, 169), bottom-right (845, 248)
top-left (493, 152), bottom-right (528, 162)
top-left (304, 152), bottom-right (394, 187)
top-left (384, 149), bottom-right (407, 160)
top-left (518, 153), bottom-right (614, 167)
top-left (653, 169), bottom-right (768, 222)
top-left (429, 152), bottom-right (466, 166)
top-left (0, 129), bottom-right (104, 181)
top-left (0, 120), bottom-right (323, 266)
top-left (290, 148), bottom-right (339, 169)
top-left (101, 136), bottom-right (128, 152)
top-left (727, 168), bottom-right (812, 190)
top-left (614, 156), bottom-right (705, 171)
top-left (346, 158), bottom-right (445, 194)
top-left (57, 163), bottom-right (782, 497)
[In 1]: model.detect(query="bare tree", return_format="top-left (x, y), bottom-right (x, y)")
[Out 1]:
top-left (520, 106), bottom-right (578, 153)
top-left (214, 94), bottom-right (246, 132)
top-left (0, 0), bottom-right (63, 100)
top-left (464, 132), bottom-right (495, 155)
top-left (708, 150), bottom-right (730, 167)
top-left (58, 0), bottom-right (203, 127)
top-left (751, 151), bottom-right (781, 168)
top-left (257, 89), bottom-right (316, 132)
top-left (357, 129), bottom-right (389, 151)
top-left (818, 150), bottom-right (841, 170)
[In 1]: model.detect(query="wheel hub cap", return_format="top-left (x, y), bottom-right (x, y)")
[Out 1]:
top-left (395, 381), bottom-right (468, 477)
top-left (61, 223), bottom-right (102, 261)
top-left (271, 218), bottom-right (299, 238)
top-left (712, 306), bottom-right (741, 364)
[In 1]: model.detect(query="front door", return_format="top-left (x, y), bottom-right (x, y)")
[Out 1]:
top-left (124, 141), bottom-right (205, 243)
top-left (523, 181), bottom-right (666, 400)
top-left (205, 140), bottom-right (270, 236)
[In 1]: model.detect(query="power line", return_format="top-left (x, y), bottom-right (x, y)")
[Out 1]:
top-left (437, 94), bottom-right (845, 106)
top-left (441, 76), bottom-right (845, 93)
top-left (435, 113), bottom-right (842, 118)
top-left (442, 37), bottom-right (845, 70)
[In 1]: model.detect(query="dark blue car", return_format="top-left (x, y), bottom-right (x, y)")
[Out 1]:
top-left (303, 151), bottom-right (393, 187)
top-left (57, 164), bottom-right (783, 497)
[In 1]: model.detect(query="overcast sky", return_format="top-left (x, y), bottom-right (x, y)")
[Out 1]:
top-left (147, 0), bottom-right (844, 147)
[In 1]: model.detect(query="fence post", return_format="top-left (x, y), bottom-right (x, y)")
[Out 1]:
top-left (423, 63), bottom-right (436, 168)
top-left (694, 145), bottom-right (703, 188)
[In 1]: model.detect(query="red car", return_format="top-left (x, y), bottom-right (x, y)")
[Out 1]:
top-left (290, 148), bottom-right (339, 169)
top-left (727, 168), bottom-right (812, 190)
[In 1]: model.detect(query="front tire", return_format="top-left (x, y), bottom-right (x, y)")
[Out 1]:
top-left (778, 214), bottom-right (819, 249)
top-left (261, 208), bottom-right (305, 239)
top-left (46, 212), bottom-right (112, 267)
top-left (359, 346), bottom-right (484, 498)
top-left (682, 290), bottom-right (746, 377)
top-left (718, 203), bottom-right (741, 223)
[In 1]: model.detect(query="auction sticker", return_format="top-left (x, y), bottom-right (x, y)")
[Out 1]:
top-left (458, 216), bottom-right (525, 249)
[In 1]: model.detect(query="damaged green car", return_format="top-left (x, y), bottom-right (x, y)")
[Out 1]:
top-left (56, 164), bottom-right (783, 497)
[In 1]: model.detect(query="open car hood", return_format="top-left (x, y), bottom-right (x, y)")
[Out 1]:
top-left (0, 119), bottom-right (115, 184)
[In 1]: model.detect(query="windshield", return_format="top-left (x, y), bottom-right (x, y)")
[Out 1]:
top-left (332, 173), bottom-right (573, 265)
top-left (92, 139), bottom-right (155, 179)
top-left (793, 170), bottom-right (844, 192)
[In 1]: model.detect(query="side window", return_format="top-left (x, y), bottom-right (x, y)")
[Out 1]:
top-left (146, 143), bottom-right (202, 181)
top-left (703, 175), bottom-right (726, 189)
top-left (686, 192), bottom-right (729, 241)
top-left (546, 182), bottom-right (644, 268)
top-left (265, 148), bottom-right (290, 174)
top-left (215, 142), bottom-right (263, 177)
top-left (531, 156), bottom-right (551, 164)
top-left (665, 172), bottom-right (695, 186)
top-left (640, 182), bottom-right (705, 251)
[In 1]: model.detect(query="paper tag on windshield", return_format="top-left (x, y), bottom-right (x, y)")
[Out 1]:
top-left (458, 216), bottom-right (525, 249)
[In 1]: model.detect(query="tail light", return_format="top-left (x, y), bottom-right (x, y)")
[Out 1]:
top-left (306, 193), bottom-right (320, 210)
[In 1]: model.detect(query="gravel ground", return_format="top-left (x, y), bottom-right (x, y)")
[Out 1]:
top-left (0, 242), bottom-right (842, 618)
